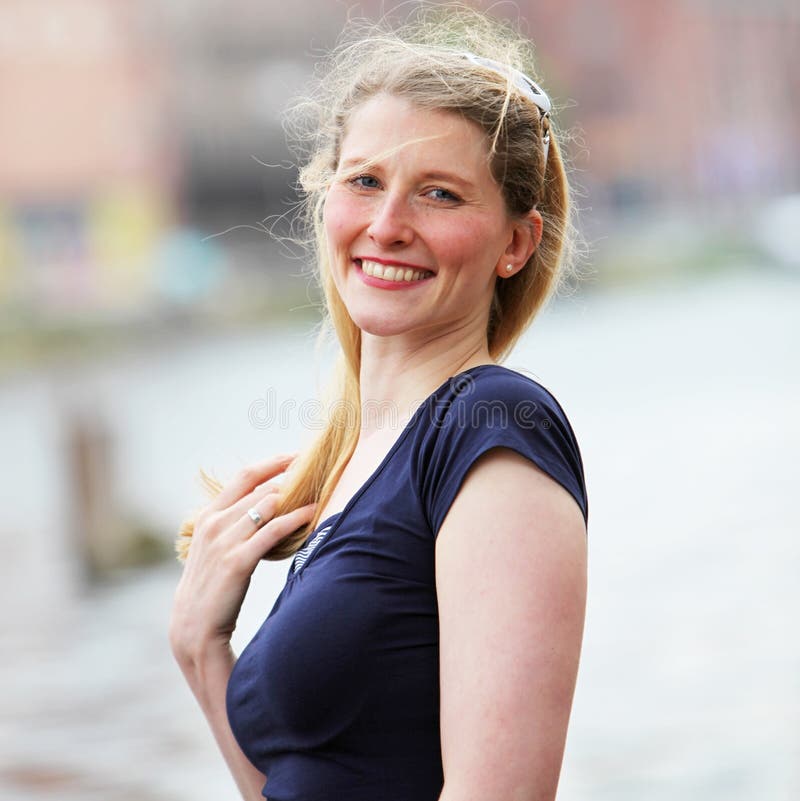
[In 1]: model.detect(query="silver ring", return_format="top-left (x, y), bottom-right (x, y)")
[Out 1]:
top-left (247, 508), bottom-right (263, 527)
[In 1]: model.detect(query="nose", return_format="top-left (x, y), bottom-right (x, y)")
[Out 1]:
top-left (367, 192), bottom-right (414, 248)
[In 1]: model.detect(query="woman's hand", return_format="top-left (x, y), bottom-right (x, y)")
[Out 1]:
top-left (169, 454), bottom-right (316, 665)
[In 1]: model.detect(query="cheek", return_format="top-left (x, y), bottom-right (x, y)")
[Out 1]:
top-left (323, 189), bottom-right (360, 247)
top-left (431, 217), bottom-right (500, 267)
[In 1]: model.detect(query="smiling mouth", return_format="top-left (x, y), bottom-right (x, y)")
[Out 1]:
top-left (357, 259), bottom-right (434, 283)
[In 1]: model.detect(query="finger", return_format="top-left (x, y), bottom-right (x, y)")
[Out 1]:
top-left (194, 482), bottom-right (281, 553)
top-left (242, 503), bottom-right (317, 562)
top-left (233, 489), bottom-right (282, 539)
top-left (209, 453), bottom-right (297, 512)
top-left (227, 480), bottom-right (281, 524)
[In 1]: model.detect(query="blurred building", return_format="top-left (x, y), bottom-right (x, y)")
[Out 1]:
top-left (522, 0), bottom-right (800, 212)
top-left (0, 0), bottom-right (181, 318)
top-left (1, 0), bottom-right (797, 323)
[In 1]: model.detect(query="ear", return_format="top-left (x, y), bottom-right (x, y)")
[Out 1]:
top-left (494, 209), bottom-right (543, 278)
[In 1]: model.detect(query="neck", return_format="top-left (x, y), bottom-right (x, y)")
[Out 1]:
top-left (357, 325), bottom-right (494, 437)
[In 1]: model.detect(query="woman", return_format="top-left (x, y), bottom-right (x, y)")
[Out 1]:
top-left (170, 8), bottom-right (588, 801)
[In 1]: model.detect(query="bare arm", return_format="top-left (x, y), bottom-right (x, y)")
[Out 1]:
top-left (435, 449), bottom-right (587, 801)
top-left (173, 639), bottom-right (265, 800)
top-left (169, 455), bottom-right (316, 801)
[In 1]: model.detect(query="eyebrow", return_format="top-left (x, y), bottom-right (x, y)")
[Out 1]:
top-left (419, 171), bottom-right (478, 191)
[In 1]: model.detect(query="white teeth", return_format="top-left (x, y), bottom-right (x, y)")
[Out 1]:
top-left (360, 260), bottom-right (431, 282)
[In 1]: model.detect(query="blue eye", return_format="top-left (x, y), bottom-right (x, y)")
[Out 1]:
top-left (351, 175), bottom-right (380, 189)
top-left (427, 187), bottom-right (460, 202)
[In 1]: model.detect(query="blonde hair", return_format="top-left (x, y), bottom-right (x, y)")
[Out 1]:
top-left (177, 5), bottom-right (579, 562)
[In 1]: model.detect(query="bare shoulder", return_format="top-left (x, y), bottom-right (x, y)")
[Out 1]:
top-left (436, 446), bottom-right (587, 559)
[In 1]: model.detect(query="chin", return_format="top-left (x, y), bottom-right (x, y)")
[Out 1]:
top-left (346, 308), bottom-right (418, 338)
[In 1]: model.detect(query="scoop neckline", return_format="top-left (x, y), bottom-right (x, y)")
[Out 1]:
top-left (287, 363), bottom-right (505, 578)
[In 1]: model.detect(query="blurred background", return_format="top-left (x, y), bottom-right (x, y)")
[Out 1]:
top-left (1, 0), bottom-right (798, 798)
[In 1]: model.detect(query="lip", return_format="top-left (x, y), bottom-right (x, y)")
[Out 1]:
top-left (354, 258), bottom-right (435, 290)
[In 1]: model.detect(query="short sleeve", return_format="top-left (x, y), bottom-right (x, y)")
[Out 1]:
top-left (417, 367), bottom-right (588, 536)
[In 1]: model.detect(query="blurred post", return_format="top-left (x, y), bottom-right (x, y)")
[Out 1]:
top-left (65, 412), bottom-right (127, 580)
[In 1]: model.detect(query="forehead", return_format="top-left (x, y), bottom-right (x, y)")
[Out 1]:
top-left (339, 93), bottom-right (491, 172)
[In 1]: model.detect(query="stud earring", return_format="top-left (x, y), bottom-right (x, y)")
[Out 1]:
top-left (505, 264), bottom-right (514, 273)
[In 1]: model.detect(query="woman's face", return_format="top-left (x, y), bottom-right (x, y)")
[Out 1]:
top-left (323, 93), bottom-right (533, 343)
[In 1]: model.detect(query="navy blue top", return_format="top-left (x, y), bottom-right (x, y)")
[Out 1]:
top-left (226, 365), bottom-right (588, 801)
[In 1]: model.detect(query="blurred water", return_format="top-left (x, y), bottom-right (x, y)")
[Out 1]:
top-left (1, 269), bottom-right (798, 800)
